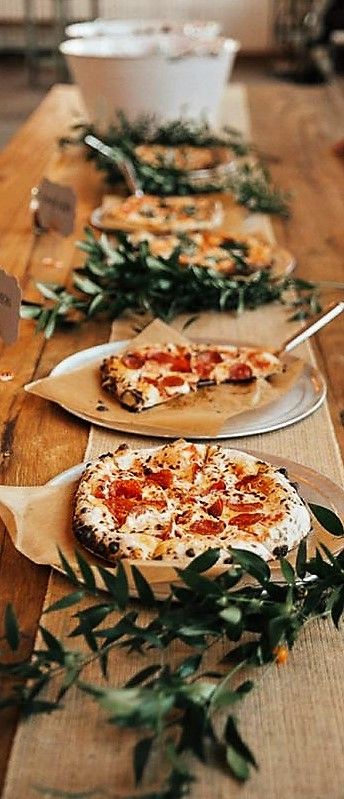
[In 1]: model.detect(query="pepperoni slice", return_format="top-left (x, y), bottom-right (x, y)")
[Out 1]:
top-left (195, 349), bottom-right (223, 378)
top-left (190, 518), bottom-right (225, 536)
top-left (147, 469), bottom-right (173, 489)
top-left (106, 497), bottom-right (136, 526)
top-left (230, 513), bottom-right (265, 528)
top-left (207, 497), bottom-right (224, 518)
top-left (160, 375), bottom-right (186, 388)
top-left (111, 479), bottom-right (142, 500)
top-left (227, 502), bottom-right (263, 512)
top-left (170, 355), bottom-right (192, 373)
top-left (146, 351), bottom-right (174, 365)
top-left (207, 479), bottom-right (226, 492)
top-left (122, 353), bottom-right (145, 369)
top-left (228, 363), bottom-right (253, 381)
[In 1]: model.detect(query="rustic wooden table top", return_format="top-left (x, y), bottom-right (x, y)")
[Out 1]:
top-left (0, 82), bottom-right (343, 798)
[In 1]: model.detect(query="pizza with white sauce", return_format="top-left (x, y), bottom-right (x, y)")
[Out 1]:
top-left (100, 342), bottom-right (283, 412)
top-left (100, 194), bottom-right (223, 233)
top-left (73, 439), bottom-right (311, 565)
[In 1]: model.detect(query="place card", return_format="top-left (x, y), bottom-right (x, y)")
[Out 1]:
top-left (0, 268), bottom-right (22, 345)
top-left (35, 179), bottom-right (76, 236)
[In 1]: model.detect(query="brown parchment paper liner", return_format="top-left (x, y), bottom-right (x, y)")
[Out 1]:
top-left (25, 319), bottom-right (304, 437)
top-left (0, 451), bottom-right (344, 596)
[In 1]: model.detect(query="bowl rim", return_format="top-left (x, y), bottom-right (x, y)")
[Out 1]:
top-left (59, 35), bottom-right (241, 60)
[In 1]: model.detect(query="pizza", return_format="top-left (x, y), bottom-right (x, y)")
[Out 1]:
top-left (134, 144), bottom-right (233, 172)
top-left (128, 230), bottom-right (278, 275)
top-left (73, 439), bottom-right (311, 565)
top-left (99, 194), bottom-right (224, 233)
top-left (100, 342), bottom-right (283, 412)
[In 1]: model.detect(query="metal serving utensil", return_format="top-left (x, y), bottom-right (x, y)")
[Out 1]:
top-left (278, 300), bottom-right (344, 354)
top-left (84, 134), bottom-right (144, 198)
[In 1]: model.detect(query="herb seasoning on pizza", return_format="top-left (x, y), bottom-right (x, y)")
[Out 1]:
top-left (73, 440), bottom-right (311, 565)
top-left (100, 342), bottom-right (283, 412)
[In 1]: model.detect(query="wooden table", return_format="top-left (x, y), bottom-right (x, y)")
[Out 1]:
top-left (0, 83), bottom-right (344, 798)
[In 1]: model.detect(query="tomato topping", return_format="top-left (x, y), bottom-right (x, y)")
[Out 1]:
top-left (230, 513), bottom-right (265, 528)
top-left (228, 363), bottom-right (253, 381)
top-left (227, 502), bottom-right (263, 512)
top-left (148, 469), bottom-right (173, 489)
top-left (122, 353), bottom-right (145, 369)
top-left (170, 355), bottom-right (191, 373)
top-left (94, 486), bottom-right (105, 499)
top-left (190, 518), bottom-right (225, 536)
top-left (110, 479), bottom-right (142, 500)
top-left (107, 497), bottom-right (136, 526)
top-left (207, 497), bottom-right (224, 518)
top-left (160, 375), bottom-right (186, 388)
top-left (207, 479), bottom-right (226, 492)
top-left (195, 349), bottom-right (223, 378)
top-left (235, 474), bottom-right (272, 496)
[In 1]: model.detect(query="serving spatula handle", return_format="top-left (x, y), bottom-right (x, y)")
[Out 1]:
top-left (279, 301), bottom-right (344, 354)
top-left (84, 134), bottom-right (144, 197)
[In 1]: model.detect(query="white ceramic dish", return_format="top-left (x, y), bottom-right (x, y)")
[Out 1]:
top-left (59, 35), bottom-right (240, 125)
top-left (65, 19), bottom-right (222, 40)
top-left (50, 340), bottom-right (326, 439)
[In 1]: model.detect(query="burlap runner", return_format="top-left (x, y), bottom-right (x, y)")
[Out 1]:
top-left (3, 86), bottom-right (344, 799)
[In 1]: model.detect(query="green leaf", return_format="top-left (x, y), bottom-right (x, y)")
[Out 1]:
top-left (295, 539), bottom-right (307, 579)
top-left (35, 282), bottom-right (60, 301)
top-left (39, 626), bottom-right (65, 664)
top-left (58, 549), bottom-right (80, 586)
top-left (176, 654), bottom-right (202, 680)
top-left (185, 548), bottom-right (220, 573)
top-left (115, 561), bottom-right (129, 610)
top-left (76, 551), bottom-right (96, 590)
top-left (226, 745), bottom-right (250, 781)
top-left (4, 603), bottom-right (20, 651)
top-left (280, 558), bottom-right (295, 585)
top-left (330, 587), bottom-right (344, 628)
top-left (231, 549), bottom-right (270, 584)
top-left (133, 736), bottom-right (154, 785)
top-left (225, 715), bottom-right (257, 768)
top-left (219, 606), bottom-right (242, 625)
top-left (73, 273), bottom-right (100, 295)
top-left (309, 503), bottom-right (344, 537)
top-left (44, 591), bottom-right (85, 613)
top-left (131, 566), bottom-right (156, 607)
top-left (125, 665), bottom-right (161, 688)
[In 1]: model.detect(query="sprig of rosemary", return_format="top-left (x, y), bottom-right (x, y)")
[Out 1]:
top-left (1, 503), bottom-right (344, 797)
top-left (59, 113), bottom-right (289, 214)
top-left (20, 228), bottom-right (322, 339)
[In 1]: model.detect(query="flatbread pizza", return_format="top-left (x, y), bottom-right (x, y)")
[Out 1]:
top-left (100, 342), bottom-right (283, 412)
top-left (98, 194), bottom-right (224, 233)
top-left (73, 440), bottom-right (311, 565)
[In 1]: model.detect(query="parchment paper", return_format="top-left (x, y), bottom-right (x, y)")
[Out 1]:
top-left (25, 319), bottom-right (304, 437)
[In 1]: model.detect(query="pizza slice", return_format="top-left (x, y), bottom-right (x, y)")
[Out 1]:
top-left (100, 342), bottom-right (283, 412)
top-left (99, 194), bottom-right (224, 233)
top-left (73, 439), bottom-right (311, 565)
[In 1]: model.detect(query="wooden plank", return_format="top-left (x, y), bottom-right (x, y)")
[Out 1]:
top-left (246, 82), bottom-right (344, 455)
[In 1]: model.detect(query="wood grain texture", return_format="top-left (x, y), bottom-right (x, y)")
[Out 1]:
top-left (0, 83), bottom-right (343, 799)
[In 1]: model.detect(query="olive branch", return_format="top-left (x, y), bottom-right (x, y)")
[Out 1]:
top-left (1, 503), bottom-right (344, 798)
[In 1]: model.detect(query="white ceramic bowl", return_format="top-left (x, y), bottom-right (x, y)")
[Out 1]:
top-left (65, 18), bottom-right (222, 40)
top-left (60, 35), bottom-right (240, 125)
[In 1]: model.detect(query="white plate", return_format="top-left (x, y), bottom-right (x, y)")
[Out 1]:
top-left (50, 340), bottom-right (326, 439)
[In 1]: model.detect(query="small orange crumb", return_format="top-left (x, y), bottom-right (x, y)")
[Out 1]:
top-left (42, 257), bottom-right (54, 266)
top-left (0, 371), bottom-right (14, 382)
top-left (273, 645), bottom-right (289, 665)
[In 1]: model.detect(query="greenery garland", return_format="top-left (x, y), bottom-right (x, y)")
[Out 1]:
top-left (20, 228), bottom-right (322, 339)
top-left (1, 502), bottom-right (344, 798)
top-left (60, 114), bottom-right (290, 216)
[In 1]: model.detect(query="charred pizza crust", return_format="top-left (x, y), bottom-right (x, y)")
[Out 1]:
top-left (100, 342), bottom-right (283, 412)
top-left (73, 440), bottom-right (311, 565)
